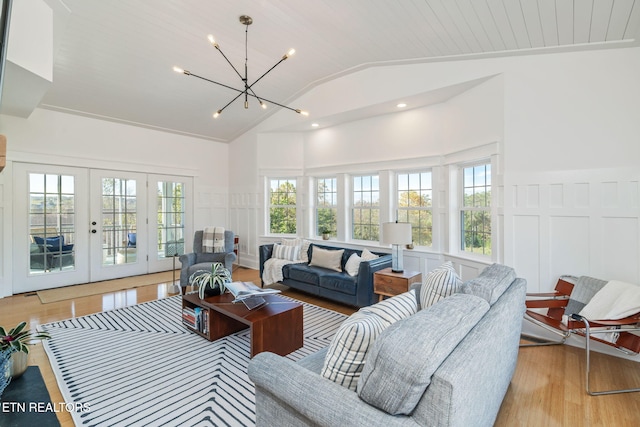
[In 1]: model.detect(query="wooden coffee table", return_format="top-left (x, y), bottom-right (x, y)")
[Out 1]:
top-left (182, 292), bottom-right (303, 357)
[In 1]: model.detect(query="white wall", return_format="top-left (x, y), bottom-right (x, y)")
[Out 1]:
top-left (0, 108), bottom-right (229, 297)
top-left (229, 47), bottom-right (640, 292)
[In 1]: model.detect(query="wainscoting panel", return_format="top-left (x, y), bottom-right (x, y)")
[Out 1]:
top-left (504, 168), bottom-right (640, 292)
top-left (601, 216), bottom-right (639, 283)
top-left (512, 215), bottom-right (541, 291)
top-left (229, 191), bottom-right (261, 270)
top-left (549, 216), bottom-right (590, 283)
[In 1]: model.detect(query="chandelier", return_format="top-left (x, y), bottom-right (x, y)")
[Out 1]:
top-left (173, 15), bottom-right (308, 119)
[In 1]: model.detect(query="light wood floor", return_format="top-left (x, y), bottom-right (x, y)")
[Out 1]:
top-left (1, 268), bottom-right (639, 427)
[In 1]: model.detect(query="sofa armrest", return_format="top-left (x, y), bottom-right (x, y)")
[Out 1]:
top-left (259, 244), bottom-right (275, 286)
top-left (248, 352), bottom-right (417, 427)
top-left (355, 254), bottom-right (393, 306)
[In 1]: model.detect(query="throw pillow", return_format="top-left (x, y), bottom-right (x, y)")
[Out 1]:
top-left (281, 238), bottom-right (310, 262)
top-left (321, 290), bottom-right (418, 391)
top-left (344, 253), bottom-right (361, 276)
top-left (361, 248), bottom-right (379, 261)
top-left (309, 247), bottom-right (344, 272)
top-left (272, 243), bottom-right (301, 261)
top-left (357, 293), bottom-right (490, 415)
top-left (420, 261), bottom-right (462, 309)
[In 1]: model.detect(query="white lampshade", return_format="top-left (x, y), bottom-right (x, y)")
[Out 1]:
top-left (381, 222), bottom-right (412, 245)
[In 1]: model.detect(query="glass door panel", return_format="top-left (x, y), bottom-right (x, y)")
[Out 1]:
top-left (90, 170), bottom-right (147, 282)
top-left (157, 181), bottom-right (185, 258)
top-left (148, 175), bottom-right (193, 274)
top-left (27, 172), bottom-right (77, 273)
top-left (14, 163), bottom-right (89, 293)
top-left (101, 177), bottom-right (138, 266)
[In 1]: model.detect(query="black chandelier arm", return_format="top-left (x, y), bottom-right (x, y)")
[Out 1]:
top-left (180, 70), bottom-right (304, 115)
top-left (186, 71), bottom-right (246, 95)
top-left (246, 56), bottom-right (288, 94)
top-left (214, 44), bottom-right (265, 105)
top-left (217, 91), bottom-right (245, 115)
top-left (184, 70), bottom-right (266, 109)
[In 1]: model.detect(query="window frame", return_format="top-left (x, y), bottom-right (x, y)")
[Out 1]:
top-left (315, 176), bottom-right (338, 238)
top-left (267, 177), bottom-right (298, 235)
top-left (351, 174), bottom-right (380, 242)
top-left (459, 161), bottom-right (492, 256)
top-left (396, 170), bottom-right (433, 248)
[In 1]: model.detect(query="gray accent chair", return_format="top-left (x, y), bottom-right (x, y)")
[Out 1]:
top-left (178, 230), bottom-right (236, 294)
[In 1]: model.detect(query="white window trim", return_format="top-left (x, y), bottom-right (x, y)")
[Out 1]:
top-left (458, 160), bottom-right (493, 259)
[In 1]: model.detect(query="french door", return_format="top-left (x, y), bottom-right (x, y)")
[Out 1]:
top-left (89, 170), bottom-right (148, 282)
top-left (14, 164), bottom-right (90, 292)
top-left (13, 163), bottom-right (191, 293)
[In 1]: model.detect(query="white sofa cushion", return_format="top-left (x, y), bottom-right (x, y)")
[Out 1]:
top-left (309, 247), bottom-right (344, 272)
top-left (344, 253), bottom-right (361, 276)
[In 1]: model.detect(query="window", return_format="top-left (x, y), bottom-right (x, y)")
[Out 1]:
top-left (352, 175), bottom-right (379, 241)
top-left (461, 163), bottom-right (491, 255)
top-left (28, 173), bottom-right (76, 273)
top-left (316, 177), bottom-right (337, 237)
top-left (397, 171), bottom-right (432, 246)
top-left (101, 177), bottom-right (137, 265)
top-left (269, 178), bottom-right (297, 234)
top-left (157, 181), bottom-right (185, 258)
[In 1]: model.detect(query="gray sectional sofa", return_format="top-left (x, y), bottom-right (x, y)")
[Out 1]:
top-left (248, 264), bottom-right (526, 427)
top-left (259, 242), bottom-right (391, 307)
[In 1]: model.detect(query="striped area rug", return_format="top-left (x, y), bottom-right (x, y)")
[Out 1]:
top-left (42, 295), bottom-right (347, 426)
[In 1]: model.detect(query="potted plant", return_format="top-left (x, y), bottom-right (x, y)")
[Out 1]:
top-left (188, 262), bottom-right (232, 299)
top-left (320, 227), bottom-right (331, 240)
top-left (1, 321), bottom-right (50, 379)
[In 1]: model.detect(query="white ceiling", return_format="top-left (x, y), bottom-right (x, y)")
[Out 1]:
top-left (5, 0), bottom-right (640, 142)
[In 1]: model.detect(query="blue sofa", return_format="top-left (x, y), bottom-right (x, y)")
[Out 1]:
top-left (259, 243), bottom-right (392, 307)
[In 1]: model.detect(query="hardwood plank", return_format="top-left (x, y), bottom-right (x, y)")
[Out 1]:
top-left (1, 267), bottom-right (639, 426)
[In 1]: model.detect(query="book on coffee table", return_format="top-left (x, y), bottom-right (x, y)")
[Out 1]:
top-left (226, 281), bottom-right (281, 304)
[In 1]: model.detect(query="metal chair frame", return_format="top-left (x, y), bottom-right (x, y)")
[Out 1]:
top-left (521, 277), bottom-right (640, 395)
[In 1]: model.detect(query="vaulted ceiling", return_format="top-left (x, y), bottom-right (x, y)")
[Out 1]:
top-left (5, 0), bottom-right (640, 142)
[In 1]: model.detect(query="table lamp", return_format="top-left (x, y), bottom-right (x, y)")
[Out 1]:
top-left (381, 222), bottom-right (412, 273)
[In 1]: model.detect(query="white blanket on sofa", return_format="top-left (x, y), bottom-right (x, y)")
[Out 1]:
top-left (579, 280), bottom-right (640, 320)
top-left (262, 258), bottom-right (302, 285)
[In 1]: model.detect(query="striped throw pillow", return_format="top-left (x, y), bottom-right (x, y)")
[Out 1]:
top-left (321, 290), bottom-right (418, 391)
top-left (281, 238), bottom-right (310, 263)
top-left (420, 261), bottom-right (462, 309)
top-left (272, 243), bottom-right (300, 261)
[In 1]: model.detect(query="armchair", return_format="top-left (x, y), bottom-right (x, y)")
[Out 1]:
top-left (178, 230), bottom-right (236, 294)
top-left (522, 275), bottom-right (640, 395)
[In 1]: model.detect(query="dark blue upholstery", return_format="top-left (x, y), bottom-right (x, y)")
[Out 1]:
top-left (260, 242), bottom-right (392, 307)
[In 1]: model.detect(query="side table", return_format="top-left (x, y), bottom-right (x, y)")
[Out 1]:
top-left (373, 268), bottom-right (422, 302)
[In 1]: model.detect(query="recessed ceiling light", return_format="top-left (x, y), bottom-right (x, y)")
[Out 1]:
top-left (397, 103), bottom-right (407, 108)
top-left (311, 123), bottom-right (319, 127)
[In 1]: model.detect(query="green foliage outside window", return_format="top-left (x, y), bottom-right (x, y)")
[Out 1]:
top-left (352, 175), bottom-right (379, 241)
top-left (461, 164), bottom-right (491, 255)
top-left (397, 172), bottom-right (432, 246)
top-left (270, 179), bottom-right (297, 234)
top-left (316, 178), bottom-right (337, 237)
